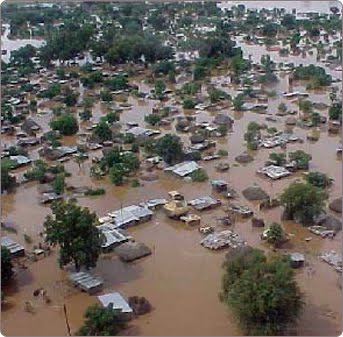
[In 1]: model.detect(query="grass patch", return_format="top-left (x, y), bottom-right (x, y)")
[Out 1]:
top-left (85, 188), bottom-right (106, 196)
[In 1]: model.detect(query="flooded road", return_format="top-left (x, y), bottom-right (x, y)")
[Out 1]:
top-left (1, 2), bottom-right (342, 336)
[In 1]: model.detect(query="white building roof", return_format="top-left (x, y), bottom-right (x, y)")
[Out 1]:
top-left (98, 292), bottom-right (133, 313)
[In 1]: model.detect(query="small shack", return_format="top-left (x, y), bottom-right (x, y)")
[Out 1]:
top-left (68, 272), bottom-right (103, 294)
top-left (290, 253), bottom-right (305, 268)
top-left (98, 292), bottom-right (133, 319)
top-left (114, 242), bottom-right (152, 262)
top-left (1, 236), bottom-right (25, 257)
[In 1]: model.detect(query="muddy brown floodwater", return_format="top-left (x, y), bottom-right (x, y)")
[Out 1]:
top-left (1, 2), bottom-right (342, 336)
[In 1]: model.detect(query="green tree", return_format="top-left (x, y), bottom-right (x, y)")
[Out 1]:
top-left (155, 134), bottom-right (184, 164)
top-left (183, 98), bottom-right (196, 109)
top-left (93, 122), bottom-right (112, 143)
top-left (154, 80), bottom-right (166, 100)
top-left (145, 114), bottom-right (161, 126)
top-left (52, 174), bottom-right (65, 195)
top-left (43, 200), bottom-right (103, 271)
top-left (233, 94), bottom-right (244, 111)
top-left (329, 102), bottom-right (342, 120)
top-left (63, 86), bottom-right (79, 107)
top-left (1, 161), bottom-right (16, 193)
top-left (77, 304), bottom-right (127, 336)
top-left (310, 112), bottom-right (321, 126)
top-left (265, 223), bottom-right (285, 247)
top-left (105, 111), bottom-right (119, 124)
top-left (100, 90), bottom-right (112, 102)
top-left (222, 250), bottom-right (303, 335)
top-left (50, 113), bottom-right (79, 135)
top-left (191, 168), bottom-right (208, 182)
top-left (299, 100), bottom-right (313, 115)
top-left (1, 247), bottom-right (13, 286)
top-left (24, 159), bottom-right (48, 183)
top-left (280, 181), bottom-right (325, 225)
top-left (305, 171), bottom-right (332, 189)
top-left (109, 164), bottom-right (124, 186)
top-left (289, 150), bottom-right (312, 170)
top-left (269, 152), bottom-right (286, 166)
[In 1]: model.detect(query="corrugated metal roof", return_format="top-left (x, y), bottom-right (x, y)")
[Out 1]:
top-left (1, 236), bottom-right (25, 255)
top-left (164, 161), bottom-right (201, 177)
top-left (98, 292), bottom-right (133, 313)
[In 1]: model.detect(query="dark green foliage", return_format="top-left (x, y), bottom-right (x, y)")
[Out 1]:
top-left (63, 86), bottom-right (79, 107)
top-left (180, 82), bottom-right (201, 95)
top-left (105, 112), bottom-right (119, 124)
top-left (24, 160), bottom-right (48, 182)
top-left (222, 249), bottom-right (303, 335)
top-left (208, 88), bottom-right (226, 103)
top-left (43, 200), bottom-right (103, 271)
top-left (269, 153), bottom-right (286, 166)
top-left (233, 94), bottom-right (244, 110)
top-left (262, 22), bottom-right (278, 37)
top-left (85, 188), bottom-right (106, 196)
top-left (154, 80), bottom-right (166, 100)
top-left (38, 83), bottom-right (61, 99)
top-left (100, 90), bottom-right (112, 102)
top-left (182, 98), bottom-right (196, 109)
top-left (191, 168), bottom-right (208, 182)
top-left (145, 114), bottom-right (161, 126)
top-left (105, 75), bottom-right (128, 91)
top-left (293, 65), bottom-right (332, 88)
top-left (52, 174), bottom-right (65, 195)
top-left (329, 102), bottom-right (342, 120)
top-left (1, 161), bottom-right (16, 193)
top-left (104, 34), bottom-right (173, 65)
top-left (155, 134), bottom-right (184, 165)
top-left (109, 164), bottom-right (124, 186)
top-left (280, 181), bottom-right (325, 225)
top-left (305, 171), bottom-right (332, 189)
top-left (289, 150), bottom-right (312, 170)
top-left (1, 247), bottom-right (14, 286)
top-left (310, 112), bottom-right (321, 126)
top-left (93, 122), bottom-right (112, 142)
top-left (50, 113), bottom-right (79, 135)
top-left (265, 223), bottom-right (285, 246)
top-left (281, 14), bottom-right (297, 30)
top-left (77, 304), bottom-right (127, 336)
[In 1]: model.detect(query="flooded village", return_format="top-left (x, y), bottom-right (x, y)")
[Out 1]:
top-left (1, 1), bottom-right (342, 336)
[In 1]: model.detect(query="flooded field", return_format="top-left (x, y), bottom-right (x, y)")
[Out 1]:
top-left (1, 1), bottom-right (342, 336)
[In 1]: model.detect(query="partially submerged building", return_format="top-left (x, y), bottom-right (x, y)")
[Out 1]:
top-left (164, 161), bottom-right (201, 178)
top-left (97, 292), bottom-right (133, 317)
top-left (257, 165), bottom-right (291, 180)
top-left (68, 271), bottom-right (103, 294)
top-left (188, 196), bottom-right (221, 211)
top-left (1, 236), bottom-right (25, 257)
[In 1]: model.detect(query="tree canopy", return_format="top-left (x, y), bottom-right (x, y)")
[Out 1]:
top-left (50, 113), bottom-right (79, 135)
top-left (43, 200), bottom-right (104, 271)
top-left (280, 181), bottom-right (326, 225)
top-left (77, 304), bottom-right (127, 336)
top-left (155, 134), bottom-right (184, 165)
top-left (221, 248), bottom-right (303, 335)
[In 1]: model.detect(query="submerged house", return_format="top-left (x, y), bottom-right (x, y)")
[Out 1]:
top-left (188, 196), bottom-right (221, 211)
top-left (68, 272), bottom-right (103, 294)
top-left (164, 161), bottom-right (201, 177)
top-left (98, 224), bottom-right (132, 251)
top-left (1, 236), bottom-right (25, 257)
top-left (21, 119), bottom-right (41, 136)
top-left (97, 292), bottom-right (133, 318)
top-left (106, 205), bottom-right (153, 229)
